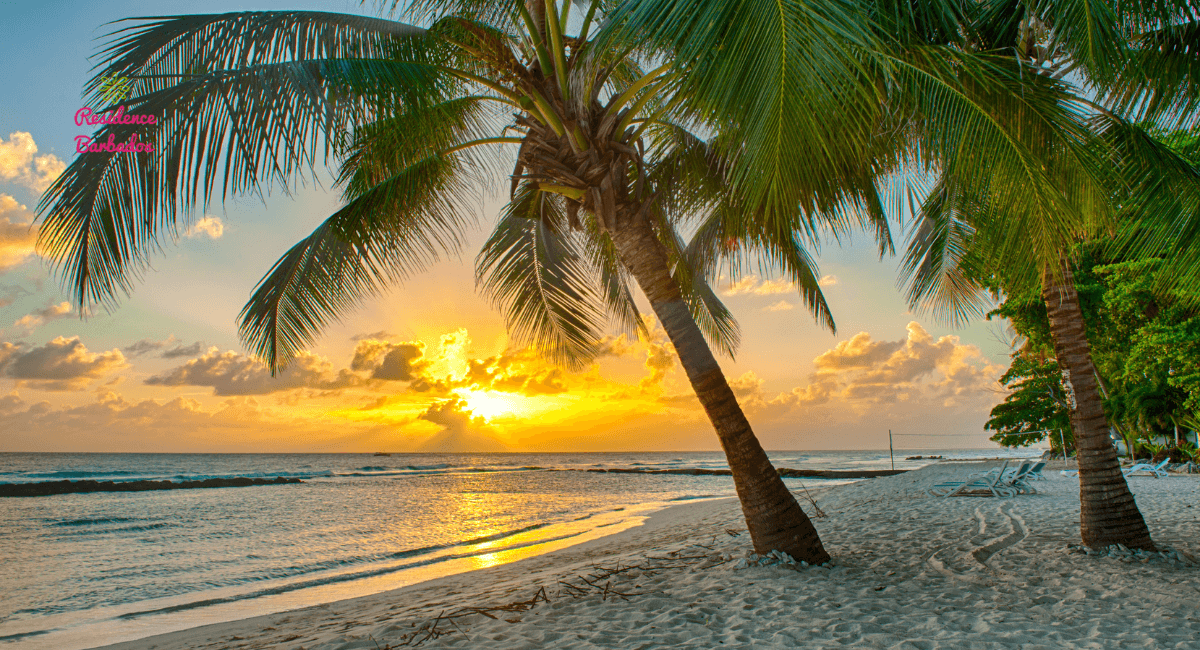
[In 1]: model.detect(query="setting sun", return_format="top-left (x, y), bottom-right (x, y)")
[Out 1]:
top-left (456, 389), bottom-right (525, 420)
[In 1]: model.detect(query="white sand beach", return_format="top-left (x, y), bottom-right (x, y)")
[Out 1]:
top-left (95, 462), bottom-right (1200, 650)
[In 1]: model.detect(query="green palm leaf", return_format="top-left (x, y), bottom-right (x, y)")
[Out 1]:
top-left (475, 184), bottom-right (609, 368)
top-left (240, 154), bottom-right (475, 372)
top-left (37, 58), bottom-right (453, 311)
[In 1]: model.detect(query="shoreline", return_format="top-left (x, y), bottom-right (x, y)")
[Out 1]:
top-left (88, 462), bottom-right (1200, 650)
top-left (84, 494), bottom-right (746, 650)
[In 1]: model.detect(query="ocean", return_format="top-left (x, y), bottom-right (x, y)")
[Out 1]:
top-left (0, 449), bottom-right (1037, 649)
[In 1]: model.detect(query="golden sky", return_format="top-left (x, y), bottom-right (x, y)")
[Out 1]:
top-left (1, 132), bottom-right (1009, 453)
top-left (0, 60), bottom-right (1013, 453)
top-left (0, 0), bottom-right (1023, 453)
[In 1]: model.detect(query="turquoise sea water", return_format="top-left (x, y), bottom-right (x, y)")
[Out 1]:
top-left (0, 449), bottom-right (1036, 649)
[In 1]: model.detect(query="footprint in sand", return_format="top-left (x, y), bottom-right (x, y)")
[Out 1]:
top-left (927, 503), bottom-right (1029, 582)
top-left (971, 503), bottom-right (1028, 569)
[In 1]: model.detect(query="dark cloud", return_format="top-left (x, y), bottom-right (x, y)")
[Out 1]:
top-left (122, 337), bottom-right (171, 358)
top-left (351, 330), bottom-right (397, 341)
top-left (0, 392), bottom-right (24, 413)
top-left (161, 342), bottom-right (205, 359)
top-left (145, 348), bottom-right (360, 395)
top-left (123, 337), bottom-right (205, 359)
top-left (0, 336), bottom-right (126, 391)
top-left (350, 340), bottom-right (429, 382)
top-left (0, 284), bottom-right (30, 308)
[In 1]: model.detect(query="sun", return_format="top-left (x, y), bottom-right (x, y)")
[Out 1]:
top-left (457, 389), bottom-right (524, 420)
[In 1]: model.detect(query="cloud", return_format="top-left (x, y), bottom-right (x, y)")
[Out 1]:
top-left (161, 342), bottom-right (205, 359)
top-left (764, 300), bottom-right (794, 312)
top-left (0, 194), bottom-right (38, 272)
top-left (458, 348), bottom-right (569, 396)
top-left (351, 330), bottom-right (397, 341)
top-left (594, 334), bottom-right (636, 358)
top-left (416, 397), bottom-right (507, 452)
top-left (350, 339), bottom-right (430, 381)
top-left (0, 336), bottom-right (127, 391)
top-left (122, 336), bottom-right (204, 359)
top-left (11, 301), bottom-right (72, 333)
top-left (818, 274), bottom-right (838, 287)
top-left (787, 322), bottom-right (1003, 408)
top-left (0, 390), bottom-right (347, 452)
top-left (0, 284), bottom-right (30, 308)
top-left (728, 370), bottom-right (766, 400)
top-left (185, 216), bottom-right (224, 239)
top-left (812, 331), bottom-right (904, 371)
top-left (639, 337), bottom-right (677, 392)
top-left (0, 132), bottom-right (65, 194)
top-left (721, 275), bottom-right (793, 297)
top-left (145, 348), bottom-right (360, 395)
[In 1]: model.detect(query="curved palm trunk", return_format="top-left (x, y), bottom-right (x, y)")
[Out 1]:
top-left (607, 205), bottom-right (830, 563)
top-left (1042, 259), bottom-right (1154, 550)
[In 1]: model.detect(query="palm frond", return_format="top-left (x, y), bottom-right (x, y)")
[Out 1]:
top-left (899, 177), bottom-right (997, 325)
top-left (37, 58), bottom-right (455, 312)
top-left (581, 226), bottom-right (647, 340)
top-left (239, 154), bottom-right (476, 372)
top-left (88, 11), bottom-right (429, 106)
top-left (338, 94), bottom-right (510, 193)
top-left (1095, 114), bottom-right (1200, 293)
top-left (651, 215), bottom-right (743, 358)
top-left (1107, 17), bottom-right (1200, 127)
top-left (599, 0), bottom-right (887, 230)
top-left (476, 183), bottom-right (610, 369)
top-left (889, 46), bottom-right (1111, 273)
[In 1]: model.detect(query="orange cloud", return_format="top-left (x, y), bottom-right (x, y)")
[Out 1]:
top-left (721, 275), bottom-right (793, 296)
top-left (0, 194), bottom-right (38, 271)
top-left (11, 301), bottom-right (72, 333)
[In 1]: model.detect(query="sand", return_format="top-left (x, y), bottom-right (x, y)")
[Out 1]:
top-left (94, 462), bottom-right (1200, 649)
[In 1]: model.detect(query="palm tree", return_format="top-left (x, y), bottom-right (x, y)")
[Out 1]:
top-left (35, 1), bottom-right (890, 563)
top-left (901, 2), bottom-right (1200, 550)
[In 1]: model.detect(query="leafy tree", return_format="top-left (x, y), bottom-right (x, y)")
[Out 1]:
top-left (985, 357), bottom-right (1073, 453)
top-left (988, 253), bottom-right (1200, 458)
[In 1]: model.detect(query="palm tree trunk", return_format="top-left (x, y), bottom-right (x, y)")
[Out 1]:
top-left (1042, 259), bottom-right (1155, 550)
top-left (607, 206), bottom-right (830, 563)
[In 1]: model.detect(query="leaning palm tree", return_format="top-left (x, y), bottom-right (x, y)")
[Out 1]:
top-left (901, 1), bottom-right (1200, 550)
top-left (36, 0), bottom-right (900, 563)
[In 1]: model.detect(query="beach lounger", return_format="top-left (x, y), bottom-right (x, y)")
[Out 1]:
top-left (1124, 458), bottom-right (1170, 478)
top-left (928, 461), bottom-right (1017, 498)
top-left (1026, 460), bottom-right (1047, 480)
top-left (1061, 458), bottom-right (1171, 478)
top-left (1008, 461), bottom-right (1042, 494)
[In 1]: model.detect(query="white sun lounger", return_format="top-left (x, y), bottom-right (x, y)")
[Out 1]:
top-left (928, 460), bottom-right (1017, 498)
top-left (1061, 458), bottom-right (1170, 478)
top-left (1124, 458), bottom-right (1170, 478)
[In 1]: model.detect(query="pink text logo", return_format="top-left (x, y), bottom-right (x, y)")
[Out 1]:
top-left (75, 75), bottom-right (157, 154)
